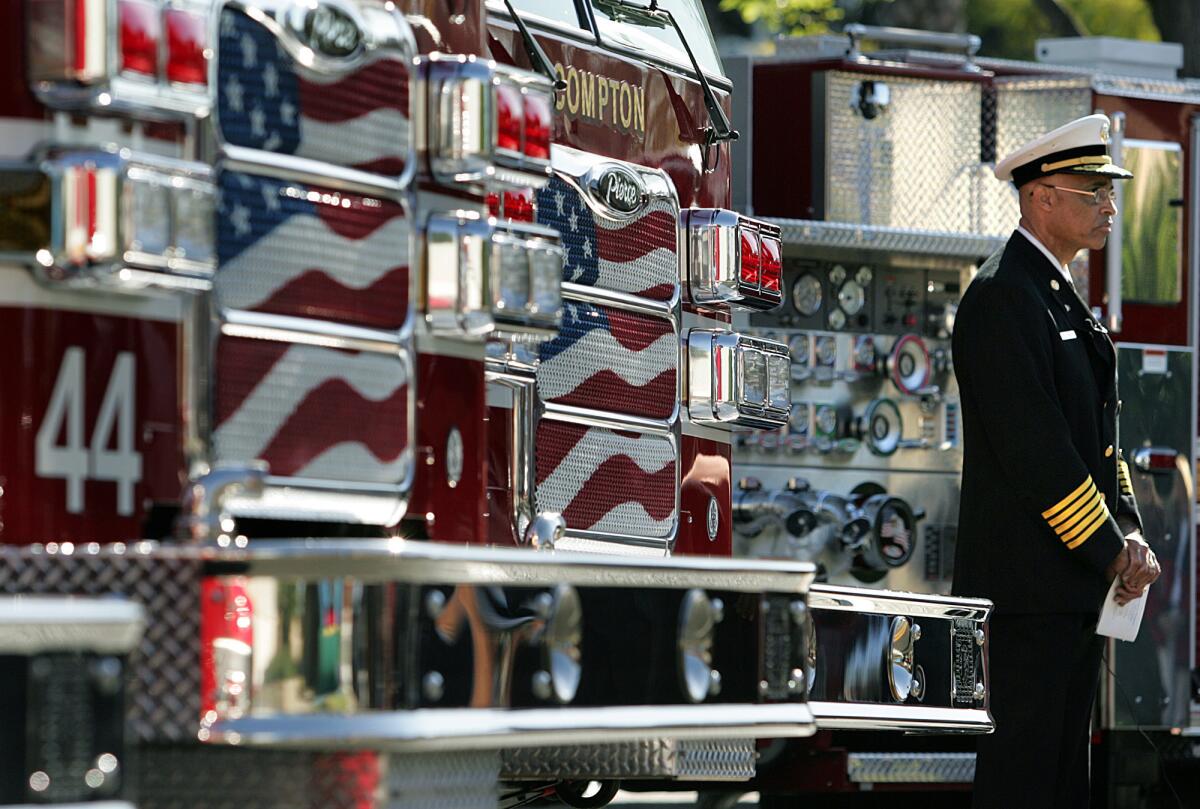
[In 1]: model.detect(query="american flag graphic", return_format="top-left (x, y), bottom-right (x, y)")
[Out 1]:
top-left (217, 9), bottom-right (410, 176)
top-left (213, 337), bottom-right (409, 484)
top-left (536, 421), bottom-right (676, 538)
top-left (536, 176), bottom-right (678, 301)
top-left (216, 171), bottom-right (409, 330)
top-left (537, 300), bottom-right (676, 420)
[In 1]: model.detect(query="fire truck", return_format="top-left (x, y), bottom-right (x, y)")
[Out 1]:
top-left (0, 1), bottom-right (1009, 807)
top-left (726, 23), bottom-right (1200, 807)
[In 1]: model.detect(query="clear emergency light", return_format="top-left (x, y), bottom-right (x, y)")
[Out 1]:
top-left (683, 209), bottom-right (783, 310)
top-left (688, 331), bottom-right (792, 429)
top-left (419, 54), bottom-right (555, 190)
top-left (5, 146), bottom-right (217, 289)
top-left (423, 210), bottom-right (564, 339)
top-left (27, 0), bottom-right (211, 118)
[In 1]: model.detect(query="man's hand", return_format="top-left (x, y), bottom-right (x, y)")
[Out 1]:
top-left (1106, 532), bottom-right (1161, 605)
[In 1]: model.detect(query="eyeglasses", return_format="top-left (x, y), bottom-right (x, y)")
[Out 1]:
top-left (1041, 184), bottom-right (1117, 206)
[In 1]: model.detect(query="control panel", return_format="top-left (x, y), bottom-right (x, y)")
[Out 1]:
top-left (732, 255), bottom-right (974, 595)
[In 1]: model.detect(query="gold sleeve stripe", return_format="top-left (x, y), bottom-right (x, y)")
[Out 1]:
top-left (1066, 505), bottom-right (1110, 549)
top-left (1059, 498), bottom-right (1106, 541)
top-left (1117, 461), bottom-right (1134, 495)
top-left (1055, 494), bottom-right (1104, 537)
top-left (1048, 482), bottom-right (1098, 528)
top-left (1042, 477), bottom-right (1094, 520)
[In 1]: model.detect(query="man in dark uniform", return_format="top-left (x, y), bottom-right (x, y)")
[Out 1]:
top-left (952, 113), bottom-right (1161, 807)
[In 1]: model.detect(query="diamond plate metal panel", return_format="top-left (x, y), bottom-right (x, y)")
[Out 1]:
top-left (981, 78), bottom-right (1093, 236)
top-left (823, 71), bottom-right (982, 234)
top-left (0, 548), bottom-right (202, 741)
top-left (135, 747), bottom-right (498, 809)
top-left (501, 739), bottom-right (755, 781)
top-left (765, 218), bottom-right (1006, 259)
top-left (846, 752), bottom-right (975, 783)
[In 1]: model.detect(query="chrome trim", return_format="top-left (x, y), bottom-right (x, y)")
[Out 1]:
top-left (486, 368), bottom-right (539, 540)
top-left (808, 702), bottom-right (993, 733)
top-left (218, 145), bottom-right (405, 197)
top-left (1105, 111), bottom-right (1125, 332)
top-left (213, 0), bottom-right (418, 189)
top-left (581, 161), bottom-right (647, 221)
top-left (0, 597), bottom-right (144, 654)
top-left (542, 402), bottom-right (677, 437)
top-left (175, 464), bottom-right (268, 542)
top-left (682, 209), bottom-right (783, 310)
top-left (202, 703), bottom-right (816, 750)
top-left (764, 218), bottom-right (1006, 259)
top-left (844, 24), bottom-right (980, 65)
top-left (808, 584), bottom-right (993, 622)
top-left (220, 310), bottom-right (407, 354)
top-left (211, 538), bottom-right (817, 593)
top-left (561, 281), bottom-right (679, 322)
top-left (687, 330), bottom-right (790, 429)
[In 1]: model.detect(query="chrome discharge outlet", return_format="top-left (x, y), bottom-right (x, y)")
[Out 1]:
top-left (524, 512), bottom-right (567, 550)
top-left (175, 463), bottom-right (268, 543)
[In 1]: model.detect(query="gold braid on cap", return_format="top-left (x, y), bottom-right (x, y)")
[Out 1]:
top-left (1040, 155), bottom-right (1113, 172)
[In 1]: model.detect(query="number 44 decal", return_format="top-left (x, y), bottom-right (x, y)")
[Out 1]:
top-left (35, 347), bottom-right (143, 516)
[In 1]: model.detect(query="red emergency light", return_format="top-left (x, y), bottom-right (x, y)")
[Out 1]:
top-left (118, 0), bottom-right (158, 77)
top-left (164, 7), bottom-right (208, 86)
top-left (683, 210), bottom-right (784, 310)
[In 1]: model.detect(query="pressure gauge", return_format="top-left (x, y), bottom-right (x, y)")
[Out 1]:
top-left (838, 280), bottom-right (866, 315)
top-left (814, 335), bottom-right (837, 366)
top-left (852, 335), bottom-right (876, 371)
top-left (792, 273), bottom-right (823, 316)
top-left (828, 309), bottom-right (846, 330)
top-left (829, 264), bottom-right (847, 286)
top-left (814, 404), bottom-right (838, 437)
top-left (855, 265), bottom-right (873, 285)
top-left (790, 402), bottom-right (810, 435)
top-left (789, 333), bottom-right (810, 367)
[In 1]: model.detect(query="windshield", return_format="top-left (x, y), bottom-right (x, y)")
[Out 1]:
top-left (591, 0), bottom-right (725, 79)
top-left (487, 0), bottom-right (586, 29)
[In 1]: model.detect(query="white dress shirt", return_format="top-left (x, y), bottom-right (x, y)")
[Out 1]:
top-left (1016, 225), bottom-right (1074, 286)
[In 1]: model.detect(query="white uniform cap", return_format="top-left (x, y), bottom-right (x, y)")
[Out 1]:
top-left (994, 113), bottom-right (1133, 186)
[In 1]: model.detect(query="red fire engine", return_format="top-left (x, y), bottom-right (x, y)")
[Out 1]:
top-left (0, 3), bottom-right (1001, 808)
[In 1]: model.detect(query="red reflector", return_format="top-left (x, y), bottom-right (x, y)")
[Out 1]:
top-left (496, 84), bottom-right (522, 153)
top-left (486, 192), bottom-right (501, 217)
top-left (503, 189), bottom-right (535, 223)
top-left (1147, 452), bottom-right (1175, 470)
top-left (118, 0), bottom-right (160, 77)
top-left (760, 235), bottom-right (782, 293)
top-left (739, 227), bottom-right (761, 287)
top-left (523, 93), bottom-right (552, 159)
top-left (166, 8), bottom-right (207, 85)
top-left (200, 578), bottom-right (253, 720)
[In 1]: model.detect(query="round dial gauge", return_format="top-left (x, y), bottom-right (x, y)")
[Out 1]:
top-left (792, 273), bottom-right (823, 316)
top-left (855, 265), bottom-right (874, 285)
top-left (828, 264), bottom-right (847, 286)
top-left (815, 404), bottom-right (838, 436)
top-left (789, 333), bottom-right (811, 366)
top-left (814, 335), bottom-right (837, 366)
top-left (838, 280), bottom-right (866, 315)
top-left (828, 309), bottom-right (847, 330)
top-left (790, 402), bottom-right (810, 435)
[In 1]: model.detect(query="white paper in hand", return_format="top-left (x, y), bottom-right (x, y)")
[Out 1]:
top-left (1096, 578), bottom-right (1148, 642)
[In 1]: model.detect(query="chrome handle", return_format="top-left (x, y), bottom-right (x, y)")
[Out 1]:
top-left (844, 24), bottom-right (981, 61)
top-left (1105, 111), bottom-right (1125, 333)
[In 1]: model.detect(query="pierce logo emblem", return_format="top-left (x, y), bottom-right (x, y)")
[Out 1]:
top-left (594, 166), bottom-right (644, 215)
top-left (289, 3), bottom-right (363, 59)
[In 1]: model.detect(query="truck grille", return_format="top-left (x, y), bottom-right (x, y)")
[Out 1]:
top-left (216, 7), bottom-right (411, 176)
top-left (216, 171), bottom-right (409, 329)
top-left (537, 301), bottom-right (676, 421)
top-left (535, 421), bottom-right (676, 539)
top-left (536, 175), bottom-right (677, 301)
top-left (527, 153), bottom-right (680, 548)
top-left (213, 337), bottom-right (410, 486)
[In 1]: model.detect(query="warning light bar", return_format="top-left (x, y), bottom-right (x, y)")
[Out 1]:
top-left (688, 330), bottom-right (791, 429)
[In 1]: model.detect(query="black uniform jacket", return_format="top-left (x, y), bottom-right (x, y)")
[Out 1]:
top-left (952, 231), bottom-right (1142, 614)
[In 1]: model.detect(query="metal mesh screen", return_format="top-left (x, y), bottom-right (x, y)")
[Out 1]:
top-left (216, 8), bottom-right (412, 176)
top-left (824, 71), bottom-right (982, 233)
top-left (501, 739), bottom-right (755, 781)
top-left (0, 548), bottom-right (202, 741)
top-left (216, 171), bottom-right (410, 330)
top-left (980, 78), bottom-right (1093, 236)
top-left (535, 421), bottom-right (676, 539)
top-left (213, 337), bottom-right (410, 486)
top-left (537, 301), bottom-right (677, 420)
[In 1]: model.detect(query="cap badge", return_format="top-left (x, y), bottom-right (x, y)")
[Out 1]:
top-left (1100, 122), bottom-right (1110, 143)
top-left (1051, 279), bottom-right (1061, 291)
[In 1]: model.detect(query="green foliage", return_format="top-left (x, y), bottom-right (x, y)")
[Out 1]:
top-left (967, 0), bottom-right (1159, 61)
top-left (718, 0), bottom-right (845, 36)
top-left (1121, 146), bottom-right (1182, 304)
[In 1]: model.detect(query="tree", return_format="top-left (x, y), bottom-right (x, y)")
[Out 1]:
top-left (1147, 0), bottom-right (1200, 77)
top-left (715, 0), bottom-right (845, 36)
